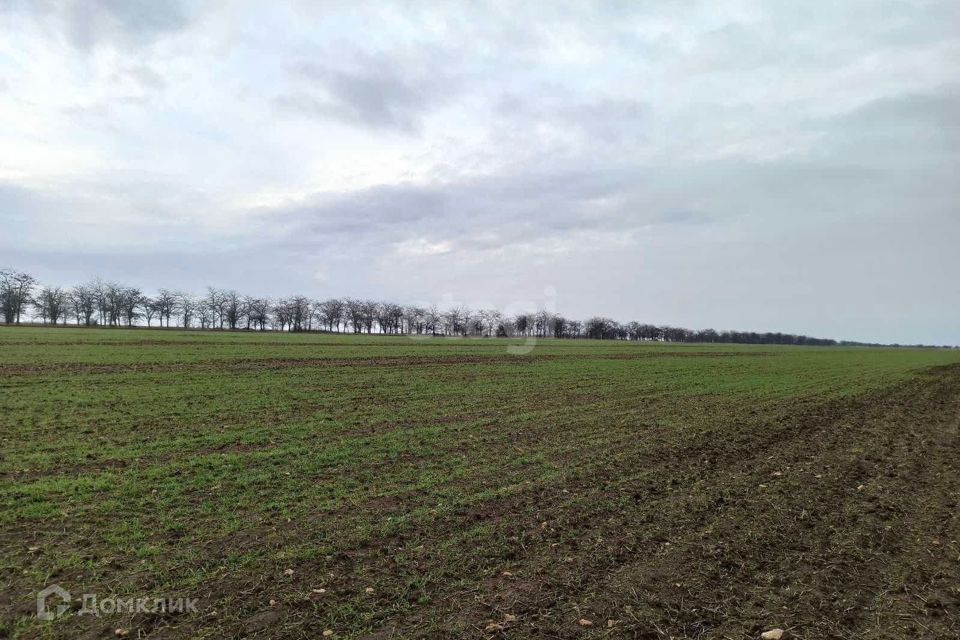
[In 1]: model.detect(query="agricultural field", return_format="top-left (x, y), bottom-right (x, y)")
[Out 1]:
top-left (2, 327), bottom-right (959, 639)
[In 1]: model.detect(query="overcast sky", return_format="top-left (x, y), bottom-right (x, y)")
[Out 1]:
top-left (1, 1), bottom-right (957, 344)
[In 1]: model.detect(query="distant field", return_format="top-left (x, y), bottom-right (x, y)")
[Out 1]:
top-left (2, 327), bottom-right (959, 639)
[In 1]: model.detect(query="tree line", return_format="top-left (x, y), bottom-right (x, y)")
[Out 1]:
top-left (0, 268), bottom-right (939, 347)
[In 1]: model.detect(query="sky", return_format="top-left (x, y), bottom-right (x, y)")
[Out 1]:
top-left (1, 0), bottom-right (958, 344)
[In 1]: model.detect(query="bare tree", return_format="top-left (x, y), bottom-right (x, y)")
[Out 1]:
top-left (552, 315), bottom-right (567, 338)
top-left (568, 319), bottom-right (583, 338)
top-left (119, 287), bottom-right (143, 327)
top-left (289, 296), bottom-right (311, 331)
top-left (103, 282), bottom-right (125, 326)
top-left (87, 278), bottom-right (109, 325)
top-left (585, 317), bottom-right (616, 340)
top-left (425, 305), bottom-right (442, 335)
top-left (374, 302), bottom-right (404, 334)
top-left (359, 300), bottom-right (377, 333)
top-left (514, 313), bottom-right (532, 337)
top-left (534, 309), bottom-right (552, 338)
top-left (480, 309), bottom-right (502, 337)
top-left (34, 286), bottom-right (68, 324)
top-left (223, 290), bottom-right (242, 330)
top-left (344, 298), bottom-right (364, 333)
top-left (69, 285), bottom-right (97, 326)
top-left (142, 297), bottom-right (158, 327)
top-left (404, 306), bottom-right (426, 335)
top-left (1, 269), bottom-right (37, 324)
top-left (387, 303), bottom-right (405, 334)
top-left (245, 297), bottom-right (270, 330)
top-left (316, 298), bottom-right (345, 332)
top-left (205, 287), bottom-right (226, 329)
top-left (153, 289), bottom-right (177, 327)
top-left (443, 306), bottom-right (470, 336)
top-left (196, 301), bottom-right (212, 328)
top-left (177, 293), bottom-right (196, 328)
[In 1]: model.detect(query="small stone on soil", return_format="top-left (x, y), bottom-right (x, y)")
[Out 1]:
top-left (761, 629), bottom-right (785, 640)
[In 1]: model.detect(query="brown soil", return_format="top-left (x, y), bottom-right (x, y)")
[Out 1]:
top-left (0, 350), bottom-right (765, 377)
top-left (9, 365), bottom-right (959, 640)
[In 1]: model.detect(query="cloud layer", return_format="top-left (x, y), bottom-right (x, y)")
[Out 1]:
top-left (1, 1), bottom-right (958, 343)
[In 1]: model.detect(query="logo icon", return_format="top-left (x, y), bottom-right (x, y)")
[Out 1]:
top-left (37, 584), bottom-right (71, 621)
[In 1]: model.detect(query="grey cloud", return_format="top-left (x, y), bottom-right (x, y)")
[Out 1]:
top-left (117, 64), bottom-right (167, 91)
top-left (784, 86), bottom-right (960, 210)
top-left (276, 55), bottom-right (457, 133)
top-left (0, 177), bottom-right (226, 256)
top-left (65, 0), bottom-right (187, 50)
top-left (1, 0), bottom-right (188, 50)
top-left (685, 1), bottom-right (959, 74)
top-left (823, 86), bottom-right (960, 146)
top-left (270, 185), bottom-right (450, 238)
top-left (0, 183), bottom-right (49, 224)
top-left (255, 82), bottom-right (958, 270)
top-left (658, 210), bottom-right (714, 226)
top-left (250, 161), bottom-right (718, 263)
top-left (497, 90), bottom-right (649, 143)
